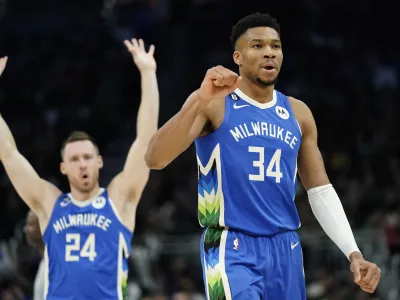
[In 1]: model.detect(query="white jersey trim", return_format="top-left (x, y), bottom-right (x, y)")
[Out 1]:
top-left (68, 188), bottom-right (105, 207)
top-left (234, 88), bottom-right (277, 109)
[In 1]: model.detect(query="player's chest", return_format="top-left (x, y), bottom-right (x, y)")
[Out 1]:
top-left (51, 210), bottom-right (116, 235)
top-left (224, 111), bottom-right (301, 153)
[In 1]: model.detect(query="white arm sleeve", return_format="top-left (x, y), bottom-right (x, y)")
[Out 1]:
top-left (308, 184), bottom-right (361, 260)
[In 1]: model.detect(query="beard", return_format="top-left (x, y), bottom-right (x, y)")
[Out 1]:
top-left (256, 76), bottom-right (278, 86)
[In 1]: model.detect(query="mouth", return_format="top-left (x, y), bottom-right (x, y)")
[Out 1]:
top-left (263, 66), bottom-right (275, 71)
top-left (81, 174), bottom-right (89, 180)
top-left (261, 61), bottom-right (277, 73)
top-left (261, 66), bottom-right (277, 74)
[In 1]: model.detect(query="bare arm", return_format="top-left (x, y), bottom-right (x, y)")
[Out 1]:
top-left (0, 114), bottom-right (60, 217)
top-left (293, 99), bottom-right (330, 189)
top-left (145, 66), bottom-right (242, 170)
top-left (109, 39), bottom-right (160, 204)
top-left (145, 92), bottom-right (208, 170)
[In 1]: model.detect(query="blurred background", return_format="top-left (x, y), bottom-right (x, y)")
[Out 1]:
top-left (0, 0), bottom-right (399, 299)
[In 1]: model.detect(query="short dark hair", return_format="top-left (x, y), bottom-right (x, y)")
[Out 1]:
top-left (60, 131), bottom-right (99, 159)
top-left (230, 12), bottom-right (281, 49)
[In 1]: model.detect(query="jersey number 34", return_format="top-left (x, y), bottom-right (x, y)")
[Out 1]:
top-left (249, 147), bottom-right (283, 183)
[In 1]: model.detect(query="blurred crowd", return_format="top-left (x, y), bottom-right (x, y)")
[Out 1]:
top-left (0, 0), bottom-right (399, 299)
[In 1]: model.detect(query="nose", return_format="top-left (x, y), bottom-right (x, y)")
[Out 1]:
top-left (78, 158), bottom-right (88, 169)
top-left (263, 45), bottom-right (276, 59)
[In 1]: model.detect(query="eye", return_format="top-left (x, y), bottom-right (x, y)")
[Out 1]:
top-left (272, 44), bottom-right (281, 49)
top-left (252, 44), bottom-right (262, 49)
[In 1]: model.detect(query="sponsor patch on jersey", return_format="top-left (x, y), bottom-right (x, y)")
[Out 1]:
top-left (275, 106), bottom-right (289, 120)
top-left (92, 196), bottom-right (106, 209)
top-left (60, 197), bottom-right (71, 207)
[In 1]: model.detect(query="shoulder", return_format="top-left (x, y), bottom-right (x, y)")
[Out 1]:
top-left (287, 96), bottom-right (313, 117)
top-left (287, 96), bottom-right (317, 136)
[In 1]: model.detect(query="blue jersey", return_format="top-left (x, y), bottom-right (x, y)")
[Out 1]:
top-left (42, 188), bottom-right (133, 300)
top-left (195, 89), bottom-right (302, 236)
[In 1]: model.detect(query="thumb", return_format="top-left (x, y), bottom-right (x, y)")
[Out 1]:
top-left (352, 264), bottom-right (361, 283)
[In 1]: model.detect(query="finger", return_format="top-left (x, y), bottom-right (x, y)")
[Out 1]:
top-left (148, 45), bottom-right (155, 56)
top-left (207, 68), bottom-right (224, 86)
top-left (218, 67), bottom-right (240, 87)
top-left (363, 268), bottom-right (376, 284)
top-left (132, 38), bottom-right (139, 50)
top-left (369, 271), bottom-right (381, 292)
top-left (360, 286), bottom-right (374, 293)
top-left (221, 76), bottom-right (242, 95)
top-left (139, 39), bottom-right (145, 51)
top-left (213, 73), bottom-right (224, 86)
top-left (214, 66), bottom-right (232, 84)
top-left (124, 40), bottom-right (134, 52)
top-left (351, 264), bottom-right (361, 283)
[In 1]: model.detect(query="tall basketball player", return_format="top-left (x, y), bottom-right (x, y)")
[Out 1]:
top-left (0, 38), bottom-right (158, 299)
top-left (145, 13), bottom-right (381, 299)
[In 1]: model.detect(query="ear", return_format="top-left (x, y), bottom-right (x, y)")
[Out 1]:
top-left (60, 162), bottom-right (67, 175)
top-left (233, 51), bottom-right (241, 66)
top-left (97, 155), bottom-right (104, 169)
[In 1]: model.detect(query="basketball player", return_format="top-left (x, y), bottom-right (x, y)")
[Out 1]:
top-left (144, 13), bottom-right (381, 299)
top-left (0, 38), bottom-right (159, 299)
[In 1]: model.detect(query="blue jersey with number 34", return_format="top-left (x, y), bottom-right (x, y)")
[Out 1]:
top-left (195, 89), bottom-right (302, 236)
top-left (42, 188), bottom-right (132, 300)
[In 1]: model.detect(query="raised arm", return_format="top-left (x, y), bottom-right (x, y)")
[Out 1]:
top-left (0, 115), bottom-right (60, 219)
top-left (108, 39), bottom-right (160, 204)
top-left (145, 66), bottom-right (242, 170)
top-left (291, 97), bottom-right (380, 293)
top-left (0, 57), bottom-right (60, 220)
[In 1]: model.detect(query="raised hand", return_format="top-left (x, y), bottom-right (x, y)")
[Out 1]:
top-left (0, 56), bottom-right (8, 77)
top-left (124, 38), bottom-right (156, 72)
top-left (197, 65), bottom-right (242, 103)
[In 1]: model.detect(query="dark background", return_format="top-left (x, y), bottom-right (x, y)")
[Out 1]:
top-left (0, 0), bottom-right (399, 299)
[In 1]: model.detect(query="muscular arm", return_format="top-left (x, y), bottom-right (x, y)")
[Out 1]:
top-left (145, 65), bottom-right (241, 170)
top-left (294, 100), bottom-right (330, 189)
top-left (145, 91), bottom-right (209, 170)
top-left (0, 115), bottom-right (60, 217)
top-left (291, 98), bottom-right (360, 261)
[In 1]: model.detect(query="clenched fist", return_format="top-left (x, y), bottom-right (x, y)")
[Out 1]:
top-left (350, 253), bottom-right (381, 293)
top-left (197, 65), bottom-right (242, 102)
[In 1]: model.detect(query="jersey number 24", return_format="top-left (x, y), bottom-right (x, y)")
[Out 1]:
top-left (65, 232), bottom-right (130, 262)
top-left (65, 233), bottom-right (97, 262)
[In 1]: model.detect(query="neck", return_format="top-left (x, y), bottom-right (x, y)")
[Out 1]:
top-left (70, 183), bottom-right (100, 201)
top-left (239, 76), bottom-right (275, 103)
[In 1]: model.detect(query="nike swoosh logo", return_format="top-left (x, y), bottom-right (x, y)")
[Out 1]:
top-left (233, 103), bottom-right (250, 109)
top-left (291, 242), bottom-right (299, 250)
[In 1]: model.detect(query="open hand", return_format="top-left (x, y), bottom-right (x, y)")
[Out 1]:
top-left (124, 38), bottom-right (156, 72)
